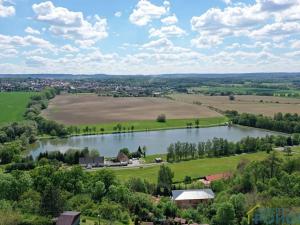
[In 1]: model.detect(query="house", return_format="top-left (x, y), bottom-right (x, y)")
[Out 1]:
top-left (79, 156), bottom-right (104, 168)
top-left (117, 152), bottom-right (129, 163)
top-left (172, 189), bottom-right (215, 208)
top-left (55, 211), bottom-right (81, 225)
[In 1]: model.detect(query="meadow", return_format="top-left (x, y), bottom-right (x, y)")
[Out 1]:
top-left (170, 94), bottom-right (300, 117)
top-left (0, 92), bottom-right (35, 125)
top-left (110, 151), bottom-right (279, 183)
top-left (74, 117), bottom-right (228, 134)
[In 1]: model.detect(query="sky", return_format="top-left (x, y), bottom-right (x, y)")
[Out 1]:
top-left (0, 0), bottom-right (300, 75)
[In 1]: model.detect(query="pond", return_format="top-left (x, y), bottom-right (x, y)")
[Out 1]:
top-left (29, 125), bottom-right (282, 158)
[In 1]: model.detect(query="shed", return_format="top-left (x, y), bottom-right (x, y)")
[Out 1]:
top-left (56, 211), bottom-right (81, 225)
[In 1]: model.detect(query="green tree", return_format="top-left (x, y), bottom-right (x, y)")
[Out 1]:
top-left (195, 119), bottom-right (200, 128)
top-left (157, 165), bottom-right (174, 195)
top-left (92, 170), bottom-right (117, 191)
top-left (40, 184), bottom-right (64, 217)
top-left (157, 114), bottom-right (166, 123)
top-left (229, 194), bottom-right (246, 223)
top-left (214, 202), bottom-right (235, 225)
top-left (92, 181), bottom-right (106, 201)
top-left (19, 190), bottom-right (41, 214)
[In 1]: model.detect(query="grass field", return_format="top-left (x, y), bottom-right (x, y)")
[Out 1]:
top-left (111, 151), bottom-right (281, 183)
top-left (42, 94), bottom-right (222, 125)
top-left (75, 117), bottom-right (228, 134)
top-left (170, 94), bottom-right (300, 117)
top-left (0, 92), bottom-right (35, 125)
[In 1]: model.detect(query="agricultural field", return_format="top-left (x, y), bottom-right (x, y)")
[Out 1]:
top-left (0, 92), bottom-right (35, 125)
top-left (42, 94), bottom-right (222, 125)
top-left (170, 94), bottom-right (300, 117)
top-left (190, 85), bottom-right (300, 97)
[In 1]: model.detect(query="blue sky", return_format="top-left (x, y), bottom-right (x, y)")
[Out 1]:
top-left (0, 0), bottom-right (300, 74)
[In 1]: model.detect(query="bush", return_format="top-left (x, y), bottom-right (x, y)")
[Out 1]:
top-left (229, 95), bottom-right (235, 101)
top-left (156, 114), bottom-right (166, 123)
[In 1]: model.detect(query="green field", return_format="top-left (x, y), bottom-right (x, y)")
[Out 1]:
top-left (110, 152), bottom-right (281, 183)
top-left (0, 92), bottom-right (35, 125)
top-left (74, 117), bottom-right (228, 135)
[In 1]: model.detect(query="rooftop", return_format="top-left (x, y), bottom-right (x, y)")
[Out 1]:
top-left (172, 189), bottom-right (215, 201)
top-left (205, 172), bottom-right (232, 182)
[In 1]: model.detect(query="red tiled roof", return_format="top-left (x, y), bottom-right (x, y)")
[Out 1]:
top-left (205, 172), bottom-right (232, 182)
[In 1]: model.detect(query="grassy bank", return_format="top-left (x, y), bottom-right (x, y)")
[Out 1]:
top-left (0, 92), bottom-right (35, 125)
top-left (73, 116), bottom-right (228, 135)
top-left (112, 152), bottom-right (276, 183)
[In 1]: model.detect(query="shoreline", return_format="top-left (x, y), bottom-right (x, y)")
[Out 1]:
top-left (37, 117), bottom-right (229, 140)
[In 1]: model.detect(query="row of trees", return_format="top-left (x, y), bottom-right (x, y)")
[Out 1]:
top-left (37, 148), bottom-right (100, 165)
top-left (227, 111), bottom-right (300, 133)
top-left (166, 134), bottom-right (299, 162)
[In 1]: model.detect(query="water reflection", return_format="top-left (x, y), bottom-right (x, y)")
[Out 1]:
top-left (29, 126), bottom-right (279, 158)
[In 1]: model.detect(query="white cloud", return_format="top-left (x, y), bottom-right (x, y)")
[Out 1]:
top-left (190, 0), bottom-right (300, 47)
top-left (32, 1), bottom-right (83, 26)
top-left (222, 0), bottom-right (232, 4)
top-left (191, 33), bottom-right (223, 48)
top-left (0, 34), bottom-right (54, 50)
top-left (25, 27), bottom-right (41, 35)
top-left (290, 40), bottom-right (300, 48)
top-left (26, 56), bottom-right (49, 67)
top-left (114, 11), bottom-right (122, 17)
top-left (258, 0), bottom-right (299, 12)
top-left (250, 22), bottom-right (300, 39)
top-left (0, 0), bottom-right (15, 17)
top-left (161, 14), bottom-right (178, 25)
top-left (32, 1), bottom-right (108, 45)
top-left (149, 25), bottom-right (187, 38)
top-left (61, 44), bottom-right (79, 53)
top-left (129, 0), bottom-right (168, 26)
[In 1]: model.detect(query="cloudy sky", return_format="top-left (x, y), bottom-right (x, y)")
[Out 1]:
top-left (0, 0), bottom-right (300, 75)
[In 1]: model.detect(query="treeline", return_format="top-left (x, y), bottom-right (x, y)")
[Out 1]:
top-left (24, 88), bottom-right (69, 137)
top-left (0, 88), bottom-right (70, 165)
top-left (0, 164), bottom-right (175, 225)
top-left (37, 148), bottom-right (100, 165)
top-left (166, 134), bottom-right (300, 162)
top-left (227, 111), bottom-right (300, 133)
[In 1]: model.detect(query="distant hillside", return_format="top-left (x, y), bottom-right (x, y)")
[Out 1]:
top-left (0, 72), bottom-right (299, 80)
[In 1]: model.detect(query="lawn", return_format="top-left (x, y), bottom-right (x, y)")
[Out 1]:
top-left (112, 152), bottom-right (279, 183)
top-left (74, 117), bottom-right (228, 135)
top-left (0, 92), bottom-right (35, 125)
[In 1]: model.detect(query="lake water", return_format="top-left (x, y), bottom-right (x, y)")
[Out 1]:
top-left (29, 126), bottom-right (281, 158)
